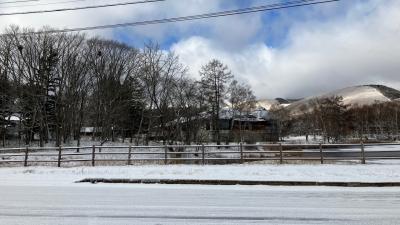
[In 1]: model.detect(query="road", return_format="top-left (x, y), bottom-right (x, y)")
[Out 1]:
top-left (1, 184), bottom-right (400, 225)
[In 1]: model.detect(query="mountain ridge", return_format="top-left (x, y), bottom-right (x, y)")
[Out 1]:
top-left (256, 84), bottom-right (400, 112)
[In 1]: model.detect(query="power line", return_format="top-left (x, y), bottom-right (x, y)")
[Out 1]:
top-left (0, 0), bottom-right (165, 16)
top-left (0, 0), bottom-right (38, 5)
top-left (17, 0), bottom-right (340, 35)
top-left (0, 0), bottom-right (88, 9)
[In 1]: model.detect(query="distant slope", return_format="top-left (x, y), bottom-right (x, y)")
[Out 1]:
top-left (369, 85), bottom-right (400, 100)
top-left (256, 98), bottom-right (300, 110)
top-left (262, 85), bottom-right (400, 115)
top-left (256, 99), bottom-right (280, 110)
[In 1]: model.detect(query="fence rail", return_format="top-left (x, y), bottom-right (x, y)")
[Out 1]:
top-left (0, 142), bottom-right (400, 167)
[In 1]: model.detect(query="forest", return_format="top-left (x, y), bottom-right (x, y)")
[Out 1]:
top-left (0, 26), bottom-right (256, 147)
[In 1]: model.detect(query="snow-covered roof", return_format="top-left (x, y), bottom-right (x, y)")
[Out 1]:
top-left (80, 127), bottom-right (94, 133)
top-left (5, 115), bottom-right (20, 121)
top-left (220, 107), bottom-right (270, 120)
top-left (250, 108), bottom-right (270, 120)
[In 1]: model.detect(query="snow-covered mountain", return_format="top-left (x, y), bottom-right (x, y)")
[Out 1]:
top-left (258, 85), bottom-right (400, 113)
top-left (256, 98), bottom-right (298, 110)
top-left (256, 99), bottom-right (280, 110)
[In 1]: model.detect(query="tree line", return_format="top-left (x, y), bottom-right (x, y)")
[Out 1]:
top-left (0, 26), bottom-right (256, 147)
top-left (273, 96), bottom-right (400, 143)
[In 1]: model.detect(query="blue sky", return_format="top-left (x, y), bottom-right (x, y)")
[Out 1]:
top-left (112, 0), bottom-right (350, 49)
top-left (1, 0), bottom-right (399, 99)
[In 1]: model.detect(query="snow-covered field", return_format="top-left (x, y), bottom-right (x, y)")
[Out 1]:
top-left (282, 135), bottom-right (400, 144)
top-left (1, 164), bottom-right (400, 187)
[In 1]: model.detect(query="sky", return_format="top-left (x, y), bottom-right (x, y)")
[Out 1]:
top-left (0, 0), bottom-right (399, 99)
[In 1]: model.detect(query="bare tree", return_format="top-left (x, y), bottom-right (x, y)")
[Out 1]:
top-left (228, 79), bottom-right (256, 142)
top-left (140, 42), bottom-right (186, 145)
top-left (169, 77), bottom-right (207, 144)
top-left (86, 38), bottom-right (141, 143)
top-left (199, 59), bottom-right (233, 145)
top-left (310, 96), bottom-right (348, 143)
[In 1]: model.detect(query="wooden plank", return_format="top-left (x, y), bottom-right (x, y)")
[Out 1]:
top-left (128, 146), bottom-right (132, 165)
top-left (361, 142), bottom-right (366, 164)
top-left (24, 146), bottom-right (29, 167)
top-left (320, 143), bottom-right (324, 164)
top-left (201, 144), bottom-right (205, 165)
top-left (240, 142), bottom-right (243, 164)
top-left (164, 145), bottom-right (168, 165)
top-left (91, 145), bottom-right (96, 167)
top-left (58, 146), bottom-right (62, 167)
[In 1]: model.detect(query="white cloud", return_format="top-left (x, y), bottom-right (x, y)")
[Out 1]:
top-left (2, 0), bottom-right (400, 99)
top-left (0, 0), bottom-right (260, 44)
top-left (171, 36), bottom-right (274, 96)
top-left (172, 0), bottom-right (400, 99)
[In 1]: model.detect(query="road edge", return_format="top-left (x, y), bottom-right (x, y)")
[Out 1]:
top-left (76, 178), bottom-right (400, 187)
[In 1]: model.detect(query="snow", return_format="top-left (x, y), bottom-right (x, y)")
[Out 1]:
top-left (1, 182), bottom-right (400, 225)
top-left (327, 85), bottom-right (390, 106)
top-left (2, 151), bottom-right (400, 224)
top-left (257, 85), bottom-right (392, 113)
top-left (80, 127), bottom-right (94, 133)
top-left (286, 85), bottom-right (392, 115)
top-left (283, 135), bottom-right (324, 144)
top-left (1, 164), bottom-right (400, 187)
top-left (4, 115), bottom-right (20, 121)
top-left (256, 99), bottom-right (280, 110)
top-left (0, 137), bottom-right (160, 148)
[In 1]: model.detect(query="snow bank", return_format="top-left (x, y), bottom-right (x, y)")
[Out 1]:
top-left (1, 164), bottom-right (400, 187)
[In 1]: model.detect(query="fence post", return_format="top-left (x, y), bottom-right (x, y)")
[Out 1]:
top-left (279, 143), bottom-right (283, 164)
top-left (201, 144), bottom-right (205, 165)
top-left (24, 146), bottom-right (29, 167)
top-left (361, 141), bottom-right (366, 164)
top-left (92, 145), bottom-right (96, 167)
top-left (319, 143), bottom-right (324, 164)
top-left (164, 145), bottom-right (168, 165)
top-left (57, 145), bottom-right (62, 167)
top-left (240, 142), bottom-right (243, 164)
top-left (127, 146), bottom-right (132, 165)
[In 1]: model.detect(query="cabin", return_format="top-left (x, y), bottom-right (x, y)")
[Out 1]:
top-left (1, 114), bottom-right (21, 138)
top-left (208, 107), bottom-right (279, 143)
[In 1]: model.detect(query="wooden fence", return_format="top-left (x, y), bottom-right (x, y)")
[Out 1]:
top-left (0, 143), bottom-right (400, 167)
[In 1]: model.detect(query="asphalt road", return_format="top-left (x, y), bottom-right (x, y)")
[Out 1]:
top-left (0, 184), bottom-right (400, 225)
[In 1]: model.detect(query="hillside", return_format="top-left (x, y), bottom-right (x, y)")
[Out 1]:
top-left (370, 85), bottom-right (400, 100)
top-left (258, 85), bottom-right (400, 114)
top-left (256, 98), bottom-right (299, 110)
top-left (256, 99), bottom-right (280, 110)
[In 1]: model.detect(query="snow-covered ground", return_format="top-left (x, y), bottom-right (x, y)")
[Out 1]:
top-left (1, 164), bottom-right (400, 187)
top-left (0, 137), bottom-right (144, 148)
top-left (1, 182), bottom-right (400, 225)
top-left (282, 135), bottom-right (400, 145)
top-left (283, 135), bottom-right (324, 144)
top-left (2, 162), bottom-right (400, 224)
